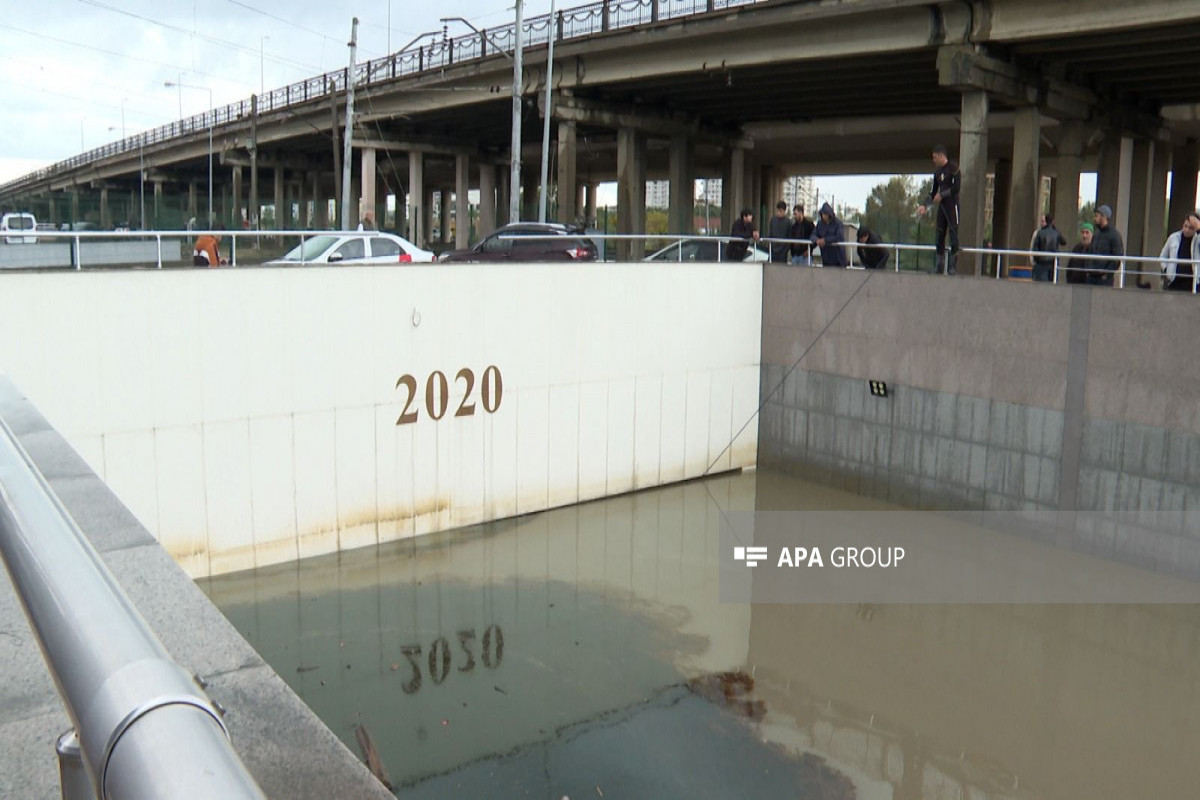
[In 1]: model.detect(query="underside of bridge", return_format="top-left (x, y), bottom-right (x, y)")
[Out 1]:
top-left (6, 0), bottom-right (1200, 273)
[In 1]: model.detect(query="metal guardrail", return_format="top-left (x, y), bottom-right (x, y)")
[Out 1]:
top-left (0, 0), bottom-right (767, 196)
top-left (0, 417), bottom-right (266, 800)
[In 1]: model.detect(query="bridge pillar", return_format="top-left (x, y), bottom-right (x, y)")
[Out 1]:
top-left (1006, 106), bottom-right (1041, 253)
top-left (456, 155), bottom-right (471, 248)
top-left (522, 166), bottom-right (538, 222)
top-left (440, 186), bottom-right (453, 245)
top-left (311, 173), bottom-right (325, 229)
top-left (557, 121), bottom-right (578, 224)
top-left (617, 127), bottom-right (647, 260)
top-left (408, 153), bottom-right (424, 245)
top-left (1126, 140), bottom-right (1153, 264)
top-left (361, 148), bottom-right (377, 226)
top-left (957, 90), bottom-right (989, 275)
top-left (479, 164), bottom-right (497, 238)
top-left (273, 168), bottom-right (285, 229)
top-left (187, 181), bottom-right (198, 223)
top-left (1052, 123), bottom-right (1084, 245)
top-left (231, 166), bottom-right (243, 228)
top-left (152, 182), bottom-right (162, 228)
top-left (297, 182), bottom-right (310, 229)
top-left (424, 186), bottom-right (436, 244)
top-left (721, 146), bottom-right (746, 234)
top-left (1095, 133), bottom-right (1133, 232)
top-left (1167, 139), bottom-right (1198, 231)
top-left (497, 170), bottom-right (510, 227)
top-left (668, 134), bottom-right (693, 235)
top-left (585, 182), bottom-right (598, 227)
top-left (100, 188), bottom-right (111, 230)
top-left (47, 195), bottom-right (57, 225)
top-left (1147, 142), bottom-right (1170, 255)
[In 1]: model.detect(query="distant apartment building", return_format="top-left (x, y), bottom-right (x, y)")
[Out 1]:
top-left (646, 181), bottom-right (670, 209)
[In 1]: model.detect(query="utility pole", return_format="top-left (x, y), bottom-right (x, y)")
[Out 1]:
top-left (510, 1), bottom-right (524, 224)
top-left (341, 17), bottom-right (359, 230)
top-left (537, 0), bottom-right (556, 223)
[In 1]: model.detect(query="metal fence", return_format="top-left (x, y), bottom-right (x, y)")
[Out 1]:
top-left (0, 0), bottom-right (769, 196)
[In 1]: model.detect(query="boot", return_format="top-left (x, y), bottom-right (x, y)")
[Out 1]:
top-left (934, 254), bottom-right (945, 275)
top-left (946, 251), bottom-right (958, 276)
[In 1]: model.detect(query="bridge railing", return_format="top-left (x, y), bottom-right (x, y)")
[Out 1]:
top-left (0, 416), bottom-right (267, 800)
top-left (0, 0), bottom-right (770, 196)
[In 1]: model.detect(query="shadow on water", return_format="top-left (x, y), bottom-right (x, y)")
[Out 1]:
top-left (202, 471), bottom-right (1200, 799)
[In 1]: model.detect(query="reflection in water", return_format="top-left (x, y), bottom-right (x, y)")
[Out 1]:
top-left (202, 471), bottom-right (1200, 799)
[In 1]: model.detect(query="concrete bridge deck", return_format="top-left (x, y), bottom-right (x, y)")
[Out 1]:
top-left (0, 377), bottom-right (392, 799)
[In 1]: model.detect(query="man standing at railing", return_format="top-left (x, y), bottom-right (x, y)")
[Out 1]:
top-left (916, 144), bottom-right (960, 275)
top-left (812, 202), bottom-right (846, 267)
top-left (1090, 204), bottom-right (1124, 287)
top-left (1066, 223), bottom-right (1093, 285)
top-left (1159, 214), bottom-right (1199, 292)
top-left (789, 204), bottom-right (815, 265)
top-left (727, 208), bottom-right (759, 261)
top-left (767, 201), bottom-right (791, 262)
top-left (1030, 213), bottom-right (1067, 282)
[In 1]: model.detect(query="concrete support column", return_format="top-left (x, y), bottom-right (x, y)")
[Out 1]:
top-left (478, 164), bottom-right (497, 238)
top-left (187, 181), bottom-right (198, 221)
top-left (360, 147), bottom-right (377, 225)
top-left (497, 172), bottom-right (510, 227)
top-left (99, 188), bottom-right (111, 230)
top-left (557, 121), bottom-right (578, 224)
top-left (521, 166), bottom-right (538, 222)
top-left (1168, 139), bottom-right (1198, 229)
top-left (151, 182), bottom-right (161, 228)
top-left (721, 146), bottom-right (746, 234)
top-left (956, 90), bottom-right (988, 275)
top-left (231, 167), bottom-right (243, 227)
top-left (48, 196), bottom-right (57, 225)
top-left (407, 153), bottom-right (424, 246)
top-left (668, 134), bottom-right (693, 235)
top-left (298, 184), bottom-right (310, 229)
top-left (991, 158), bottom-right (1012, 268)
top-left (440, 187), bottom-right (453, 245)
top-left (1126, 140), bottom-right (1153, 262)
top-left (273, 168), bottom-right (285, 229)
top-left (310, 174), bottom-right (324, 229)
top-left (585, 182), bottom-right (598, 226)
top-left (424, 186), bottom-right (436, 246)
top-left (1114, 137), bottom-right (1135, 241)
top-left (1053, 124), bottom-right (1084, 241)
top-left (1147, 141), bottom-right (1171, 253)
top-left (455, 154), bottom-right (470, 248)
top-left (617, 127), bottom-right (647, 261)
top-left (1007, 106), bottom-right (1041, 252)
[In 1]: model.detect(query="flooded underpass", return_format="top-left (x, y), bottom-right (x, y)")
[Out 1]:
top-left (200, 471), bottom-right (1200, 799)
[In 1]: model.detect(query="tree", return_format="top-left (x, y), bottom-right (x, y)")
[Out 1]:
top-left (858, 176), bottom-right (935, 271)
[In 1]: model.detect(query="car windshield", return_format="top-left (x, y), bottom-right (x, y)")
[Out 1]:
top-left (4, 216), bottom-right (34, 231)
top-left (280, 236), bottom-right (338, 261)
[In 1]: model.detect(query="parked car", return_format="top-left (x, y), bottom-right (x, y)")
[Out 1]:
top-left (1, 212), bottom-right (37, 244)
top-left (643, 238), bottom-right (769, 262)
top-left (438, 222), bottom-right (598, 263)
top-left (268, 232), bottom-right (434, 265)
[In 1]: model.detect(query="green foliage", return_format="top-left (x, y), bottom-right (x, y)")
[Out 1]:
top-left (858, 176), bottom-right (936, 272)
top-left (1078, 200), bottom-right (1095, 233)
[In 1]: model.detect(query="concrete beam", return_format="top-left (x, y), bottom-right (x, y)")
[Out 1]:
top-left (549, 94), bottom-right (702, 139)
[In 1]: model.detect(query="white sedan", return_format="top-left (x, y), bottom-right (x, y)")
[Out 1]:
top-left (643, 239), bottom-right (769, 262)
top-left (269, 232), bottom-right (434, 265)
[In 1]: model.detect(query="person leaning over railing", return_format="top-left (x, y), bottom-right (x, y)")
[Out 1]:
top-left (1160, 212), bottom-right (1200, 292)
top-left (726, 208), bottom-right (759, 261)
top-left (192, 221), bottom-right (227, 267)
top-left (856, 226), bottom-right (889, 270)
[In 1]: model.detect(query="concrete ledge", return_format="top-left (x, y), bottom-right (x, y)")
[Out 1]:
top-left (0, 376), bottom-right (392, 800)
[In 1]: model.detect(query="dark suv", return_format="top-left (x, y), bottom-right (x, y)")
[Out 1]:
top-left (439, 222), bottom-right (598, 263)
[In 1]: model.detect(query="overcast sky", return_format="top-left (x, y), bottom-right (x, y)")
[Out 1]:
top-left (0, 1), bottom-right (1094, 210)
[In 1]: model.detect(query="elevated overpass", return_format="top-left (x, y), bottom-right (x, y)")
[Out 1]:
top-left (5, 0), bottom-right (1200, 271)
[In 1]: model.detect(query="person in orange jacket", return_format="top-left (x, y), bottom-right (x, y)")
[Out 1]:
top-left (193, 220), bottom-right (227, 267)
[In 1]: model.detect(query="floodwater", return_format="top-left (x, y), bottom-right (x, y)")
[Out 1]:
top-left (201, 470), bottom-right (1200, 799)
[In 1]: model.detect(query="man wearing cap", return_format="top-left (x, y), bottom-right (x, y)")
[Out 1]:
top-left (1090, 204), bottom-right (1124, 286)
top-left (1159, 214), bottom-right (1199, 292)
top-left (916, 144), bottom-right (961, 275)
top-left (1066, 223), bottom-right (1094, 285)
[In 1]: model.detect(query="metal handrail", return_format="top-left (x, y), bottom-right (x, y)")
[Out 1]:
top-left (0, 416), bottom-right (266, 800)
top-left (0, 0), bottom-right (768, 195)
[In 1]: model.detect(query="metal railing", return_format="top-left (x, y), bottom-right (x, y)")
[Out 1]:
top-left (0, 0), bottom-right (769, 196)
top-left (0, 417), bottom-right (266, 800)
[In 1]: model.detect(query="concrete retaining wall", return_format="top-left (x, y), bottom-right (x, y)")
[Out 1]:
top-left (0, 262), bottom-right (760, 578)
top-left (759, 267), bottom-right (1200, 573)
top-left (0, 378), bottom-right (392, 800)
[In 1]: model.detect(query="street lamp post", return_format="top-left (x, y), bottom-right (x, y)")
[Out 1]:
top-left (165, 81), bottom-right (213, 226)
top-left (260, 35), bottom-right (270, 98)
top-left (538, 0), bottom-right (556, 223)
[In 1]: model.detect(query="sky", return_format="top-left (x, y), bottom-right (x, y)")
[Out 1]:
top-left (0, 1), bottom-right (1096, 212)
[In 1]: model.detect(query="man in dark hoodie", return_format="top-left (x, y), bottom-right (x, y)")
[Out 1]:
top-left (727, 208), bottom-right (758, 261)
top-left (916, 144), bottom-right (961, 275)
top-left (1090, 204), bottom-right (1124, 286)
top-left (767, 201), bottom-right (792, 262)
top-left (1030, 213), bottom-right (1067, 282)
top-left (812, 202), bottom-right (846, 267)
top-left (856, 226), bottom-right (889, 270)
top-left (789, 204), bottom-right (815, 264)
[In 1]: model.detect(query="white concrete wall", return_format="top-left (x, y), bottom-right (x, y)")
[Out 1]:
top-left (0, 263), bottom-right (760, 577)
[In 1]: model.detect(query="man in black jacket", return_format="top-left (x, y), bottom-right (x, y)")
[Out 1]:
top-left (1030, 213), bottom-right (1067, 282)
top-left (727, 208), bottom-right (758, 261)
top-left (916, 144), bottom-right (961, 275)
top-left (789, 204), bottom-right (815, 264)
top-left (1090, 204), bottom-right (1124, 286)
top-left (856, 226), bottom-right (889, 270)
top-left (767, 201), bottom-right (792, 262)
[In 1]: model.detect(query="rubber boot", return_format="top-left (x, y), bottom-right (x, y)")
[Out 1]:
top-left (946, 251), bottom-right (958, 276)
top-left (934, 253), bottom-right (945, 275)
